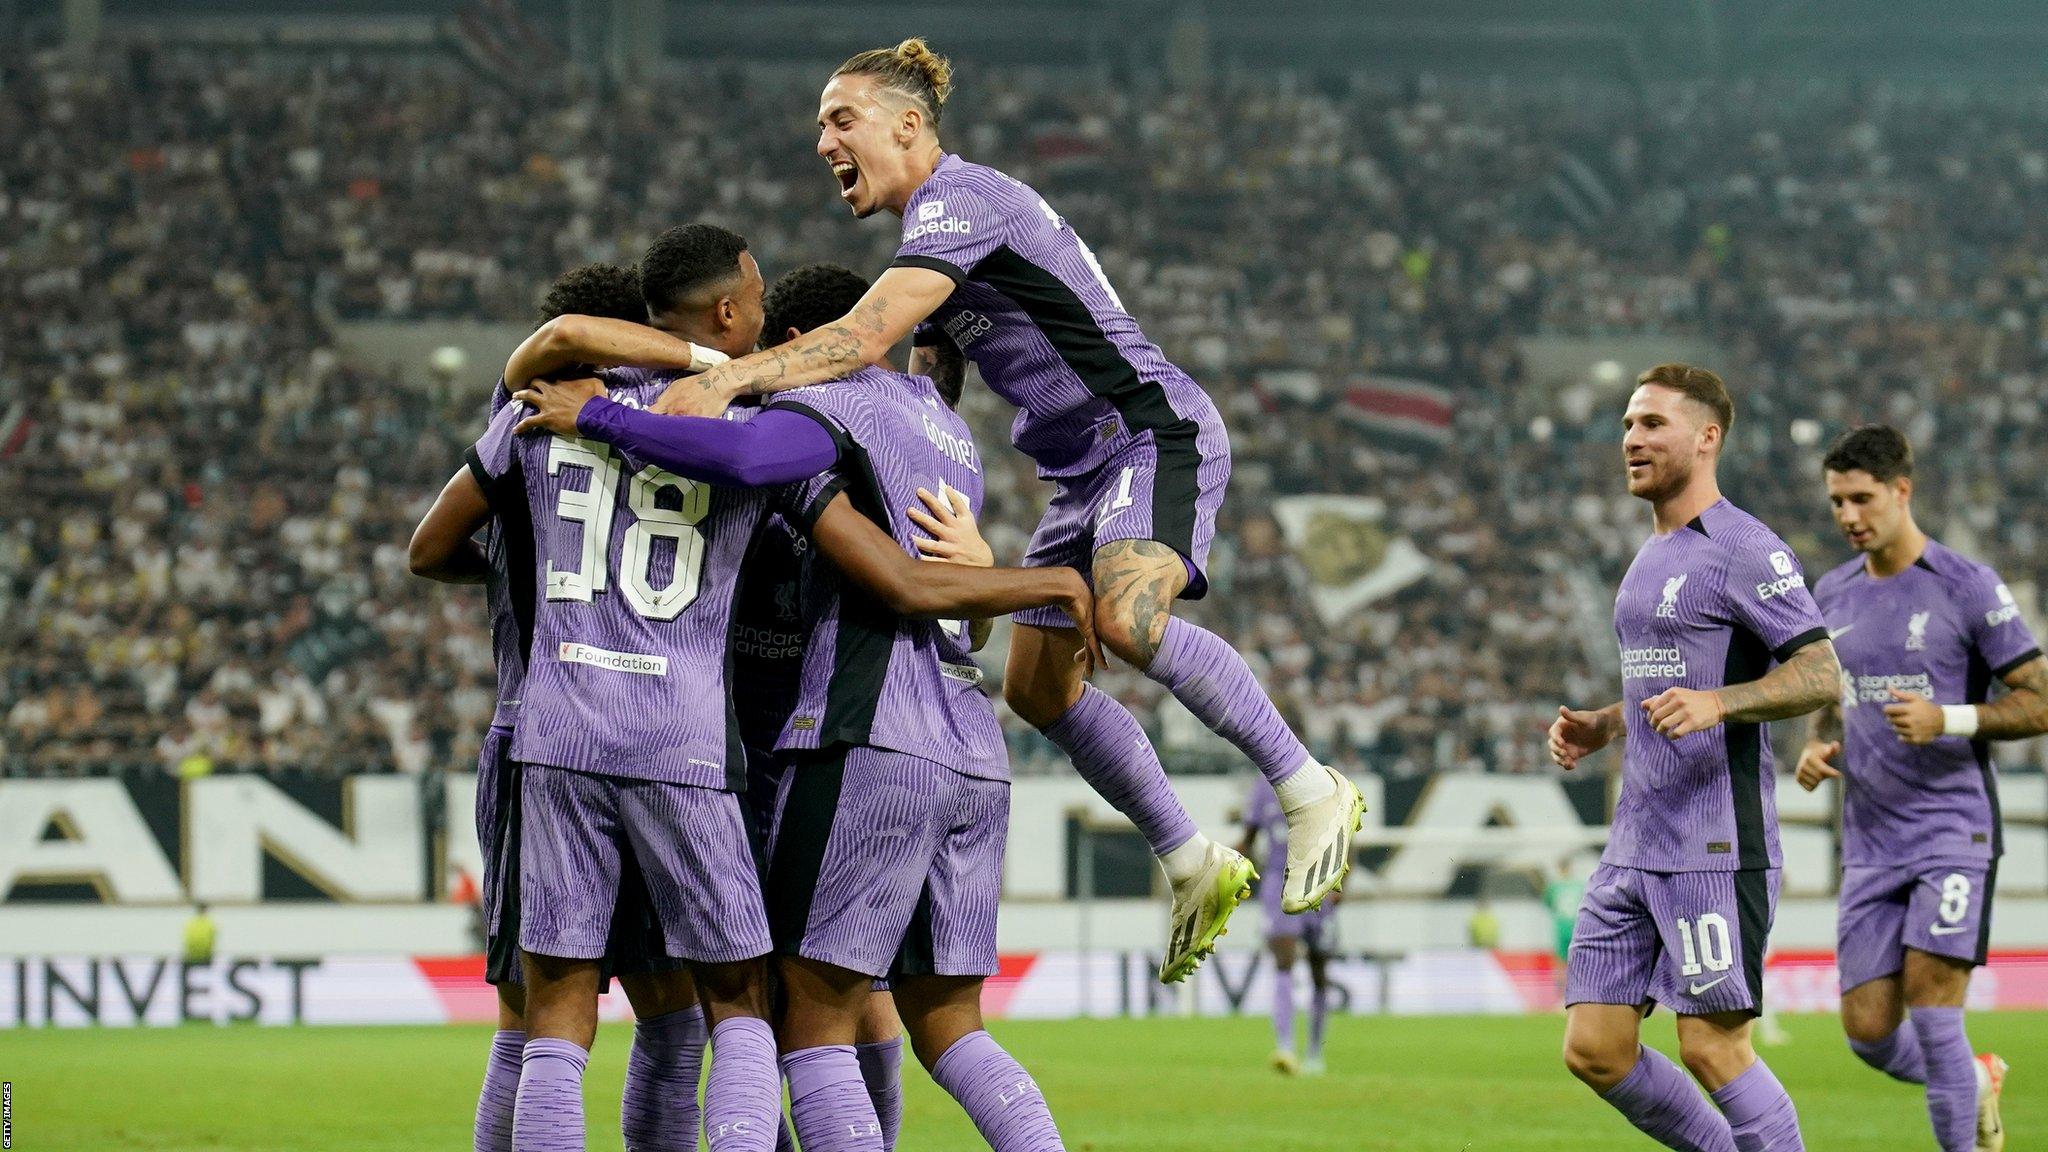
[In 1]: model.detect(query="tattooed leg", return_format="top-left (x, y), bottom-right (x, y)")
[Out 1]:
top-left (1094, 540), bottom-right (1317, 788)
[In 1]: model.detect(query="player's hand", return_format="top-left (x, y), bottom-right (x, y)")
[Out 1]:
top-left (909, 484), bottom-right (993, 567)
top-left (1795, 739), bottom-right (1842, 791)
top-left (1642, 687), bottom-right (1726, 740)
top-left (651, 365), bottom-right (736, 416)
top-left (1547, 705), bottom-right (1614, 770)
top-left (1055, 568), bottom-right (1106, 675)
top-left (512, 376), bottom-right (607, 436)
top-left (1883, 689), bottom-right (1945, 745)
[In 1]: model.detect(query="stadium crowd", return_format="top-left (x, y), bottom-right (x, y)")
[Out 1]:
top-left (8, 48), bottom-right (2047, 777)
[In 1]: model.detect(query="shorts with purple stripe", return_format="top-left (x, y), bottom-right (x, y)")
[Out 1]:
top-left (518, 762), bottom-right (771, 966)
top-left (1565, 863), bottom-right (1778, 1018)
top-left (1837, 859), bottom-right (1997, 993)
top-left (766, 745), bottom-right (1007, 979)
top-left (1012, 414), bottom-right (1231, 629)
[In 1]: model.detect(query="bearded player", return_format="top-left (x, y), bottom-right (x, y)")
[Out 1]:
top-left (1796, 425), bottom-right (2044, 1152)
top-left (636, 36), bottom-right (1361, 983)
top-left (1549, 364), bottom-right (1840, 1151)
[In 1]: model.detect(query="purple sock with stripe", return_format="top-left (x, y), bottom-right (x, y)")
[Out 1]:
top-left (1600, 1045), bottom-right (1735, 1152)
top-left (1709, 1057), bottom-right (1804, 1151)
top-left (474, 1028), bottom-right (523, 1152)
top-left (705, 1017), bottom-right (781, 1152)
top-left (621, 1006), bottom-right (706, 1152)
top-left (1145, 617), bottom-right (1311, 787)
top-left (514, 1037), bottom-right (589, 1152)
top-left (931, 1030), bottom-right (1065, 1152)
top-left (782, 1045), bottom-right (882, 1152)
top-left (1041, 685), bottom-right (1197, 855)
top-left (855, 1036), bottom-right (905, 1151)
top-left (1849, 1025), bottom-right (1927, 1084)
top-left (1271, 965), bottom-right (1296, 1052)
top-left (1909, 1006), bottom-right (1976, 1152)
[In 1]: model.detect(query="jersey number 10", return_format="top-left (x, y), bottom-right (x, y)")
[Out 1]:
top-left (545, 438), bottom-right (708, 621)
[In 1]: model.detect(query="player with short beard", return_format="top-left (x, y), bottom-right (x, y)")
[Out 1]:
top-left (1796, 424), bottom-right (2044, 1152)
top-left (1549, 364), bottom-right (1840, 1152)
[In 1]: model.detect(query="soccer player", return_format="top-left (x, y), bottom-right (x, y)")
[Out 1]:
top-left (407, 262), bottom-right (707, 1152)
top-left (635, 37), bottom-right (1364, 983)
top-left (517, 261), bottom-right (1083, 1152)
top-left (1238, 779), bottom-right (1336, 1075)
top-left (1797, 425), bottom-right (2045, 1152)
top-left (1548, 364), bottom-right (1840, 1152)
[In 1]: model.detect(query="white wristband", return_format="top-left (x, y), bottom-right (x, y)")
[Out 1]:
top-left (1940, 705), bottom-right (1980, 739)
top-left (687, 344), bottom-right (728, 374)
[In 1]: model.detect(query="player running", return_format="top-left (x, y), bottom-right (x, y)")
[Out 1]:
top-left (517, 260), bottom-right (1080, 1151)
top-left (639, 36), bottom-right (1362, 983)
top-left (407, 262), bottom-right (707, 1152)
top-left (1796, 425), bottom-right (2045, 1152)
top-left (1548, 364), bottom-right (1839, 1152)
top-left (1238, 779), bottom-right (1337, 1076)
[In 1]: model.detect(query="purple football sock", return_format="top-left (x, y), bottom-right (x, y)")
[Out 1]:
top-left (1271, 964), bottom-right (1296, 1052)
top-left (1710, 1057), bottom-right (1804, 1151)
top-left (1041, 685), bottom-right (1197, 855)
top-left (1849, 1025), bottom-right (1927, 1084)
top-left (1146, 618), bottom-right (1311, 787)
top-left (855, 1036), bottom-right (905, 1151)
top-left (621, 1006), bottom-right (706, 1152)
top-left (930, 1030), bottom-right (1066, 1152)
top-left (1599, 1045), bottom-right (1736, 1152)
top-left (474, 1028), bottom-right (524, 1152)
top-left (514, 1037), bottom-right (589, 1152)
top-left (1306, 977), bottom-right (1328, 1059)
top-left (705, 1017), bottom-right (780, 1152)
top-left (782, 1045), bottom-right (882, 1152)
top-left (1909, 1007), bottom-right (1976, 1152)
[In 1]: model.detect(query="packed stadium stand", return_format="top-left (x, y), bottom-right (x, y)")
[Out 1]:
top-left (7, 43), bottom-right (2047, 780)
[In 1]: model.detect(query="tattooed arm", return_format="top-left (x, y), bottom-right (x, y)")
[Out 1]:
top-left (651, 267), bottom-right (958, 416)
top-left (1717, 640), bottom-right (1842, 723)
top-left (1974, 655), bottom-right (2048, 740)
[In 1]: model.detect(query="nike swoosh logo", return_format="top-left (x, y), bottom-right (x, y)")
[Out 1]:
top-left (1829, 625), bottom-right (1854, 639)
top-left (1687, 976), bottom-right (1729, 995)
top-left (1928, 924), bottom-right (1971, 936)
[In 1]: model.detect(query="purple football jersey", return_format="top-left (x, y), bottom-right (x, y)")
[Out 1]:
top-left (1605, 499), bottom-right (1829, 872)
top-left (731, 513), bottom-right (810, 753)
top-left (1813, 540), bottom-right (2041, 866)
top-left (476, 375), bottom-right (529, 730)
top-left (469, 368), bottom-right (769, 789)
top-left (893, 153), bottom-right (1221, 479)
top-left (766, 367), bottom-right (1008, 780)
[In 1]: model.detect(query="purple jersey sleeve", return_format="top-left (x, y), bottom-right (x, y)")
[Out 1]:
top-left (490, 376), bottom-right (511, 416)
top-left (892, 175), bottom-right (1007, 284)
top-left (575, 399), bottom-right (840, 488)
top-left (1958, 564), bottom-right (2043, 678)
top-left (765, 391), bottom-right (863, 527)
top-left (466, 402), bottom-right (522, 486)
top-left (1722, 533), bottom-right (1828, 661)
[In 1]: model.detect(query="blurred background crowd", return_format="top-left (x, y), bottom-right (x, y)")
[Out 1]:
top-left (9, 44), bottom-right (2048, 778)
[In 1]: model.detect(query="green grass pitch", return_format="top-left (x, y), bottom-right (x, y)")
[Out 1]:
top-left (4, 1012), bottom-right (2043, 1149)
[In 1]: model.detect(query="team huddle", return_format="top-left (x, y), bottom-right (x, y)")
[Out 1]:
top-left (404, 35), bottom-right (2043, 1152)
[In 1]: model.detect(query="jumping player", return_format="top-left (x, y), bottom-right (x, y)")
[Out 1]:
top-left (407, 262), bottom-right (706, 1152)
top-left (1796, 425), bottom-right (2044, 1152)
top-left (1548, 364), bottom-right (1839, 1151)
top-left (636, 37), bottom-right (1363, 983)
top-left (1238, 779), bottom-right (1337, 1076)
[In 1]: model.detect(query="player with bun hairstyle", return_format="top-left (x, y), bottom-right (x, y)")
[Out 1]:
top-left (650, 36), bottom-right (1365, 987)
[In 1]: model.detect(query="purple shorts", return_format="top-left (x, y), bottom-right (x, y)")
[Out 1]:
top-left (1565, 863), bottom-right (1779, 1018)
top-left (1012, 416), bottom-right (1231, 629)
top-left (518, 762), bottom-right (771, 966)
top-left (766, 745), bottom-right (1007, 979)
top-left (1837, 860), bottom-right (1997, 993)
top-left (1259, 846), bottom-right (1335, 951)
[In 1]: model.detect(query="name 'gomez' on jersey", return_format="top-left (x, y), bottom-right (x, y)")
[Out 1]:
top-left (1814, 540), bottom-right (2042, 866)
top-left (892, 153), bottom-right (1220, 480)
top-left (767, 367), bottom-right (1007, 780)
top-left (1607, 499), bottom-right (1829, 873)
top-left (468, 368), bottom-right (768, 790)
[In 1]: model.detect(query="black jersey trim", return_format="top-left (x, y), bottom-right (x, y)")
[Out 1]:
top-left (475, 448), bottom-right (540, 672)
top-left (1686, 516), bottom-right (1710, 536)
top-left (1723, 623), bottom-right (1773, 870)
top-left (911, 323), bottom-right (944, 348)
top-left (1965, 646), bottom-right (2005, 856)
top-left (892, 254), bottom-right (968, 286)
top-left (1971, 858), bottom-right (1999, 966)
top-left (810, 438), bottom-right (897, 748)
top-left (1992, 648), bottom-right (2044, 681)
top-left (464, 446), bottom-right (495, 494)
top-left (766, 747), bottom-right (848, 954)
top-left (1771, 626), bottom-right (1829, 664)
top-left (772, 402), bottom-right (856, 529)
top-left (1914, 556), bottom-right (1938, 573)
top-left (1734, 869), bottom-right (1772, 1012)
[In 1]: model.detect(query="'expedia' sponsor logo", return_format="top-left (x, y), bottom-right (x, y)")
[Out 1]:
top-left (1988, 583), bottom-right (2022, 627)
top-left (1755, 572), bottom-right (1807, 600)
top-left (1621, 646), bottom-right (1688, 679)
top-left (922, 413), bottom-right (981, 474)
top-left (903, 216), bottom-right (972, 242)
top-left (557, 641), bottom-right (669, 676)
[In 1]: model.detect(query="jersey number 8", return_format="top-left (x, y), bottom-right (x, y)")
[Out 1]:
top-left (545, 438), bottom-right (708, 621)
